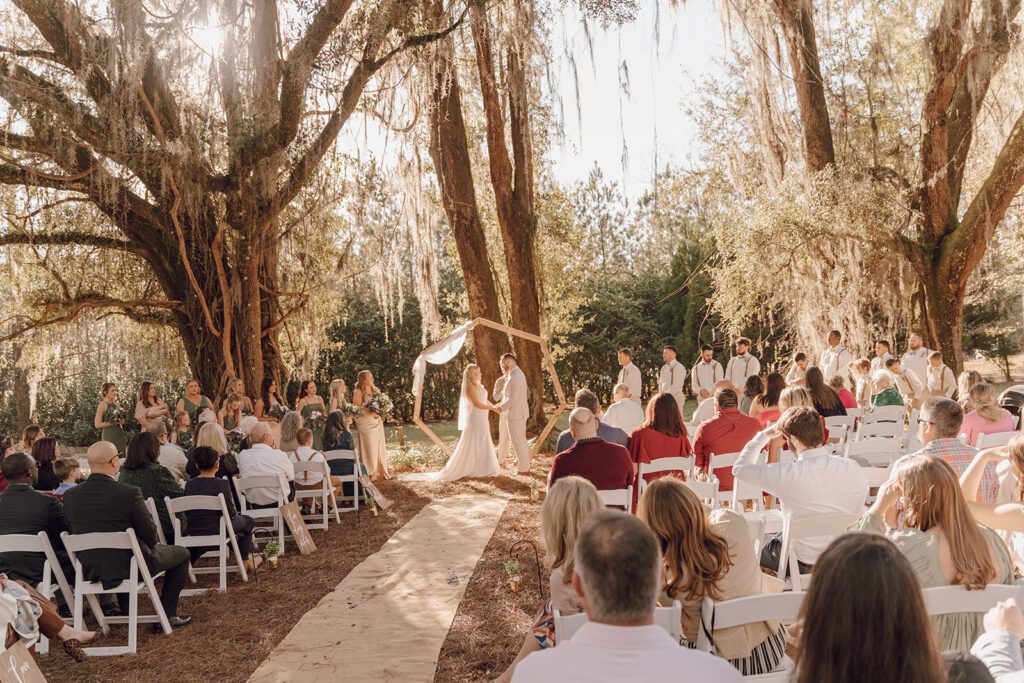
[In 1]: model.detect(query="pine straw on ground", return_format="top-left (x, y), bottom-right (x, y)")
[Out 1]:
top-left (42, 454), bottom-right (551, 682)
top-left (40, 480), bottom-right (433, 682)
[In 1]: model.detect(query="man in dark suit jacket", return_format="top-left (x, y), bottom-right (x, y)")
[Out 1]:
top-left (0, 453), bottom-right (72, 585)
top-left (62, 441), bottom-right (193, 629)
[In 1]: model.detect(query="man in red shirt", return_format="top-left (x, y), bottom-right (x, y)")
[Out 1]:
top-left (549, 408), bottom-right (634, 493)
top-left (693, 388), bottom-right (761, 491)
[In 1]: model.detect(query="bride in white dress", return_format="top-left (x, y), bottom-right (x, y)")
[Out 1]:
top-left (417, 364), bottom-right (501, 482)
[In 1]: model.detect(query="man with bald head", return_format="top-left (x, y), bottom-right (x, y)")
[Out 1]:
top-left (0, 452), bottom-right (72, 586)
top-left (237, 421), bottom-right (295, 508)
top-left (63, 441), bottom-right (193, 629)
top-left (548, 408), bottom-right (633, 493)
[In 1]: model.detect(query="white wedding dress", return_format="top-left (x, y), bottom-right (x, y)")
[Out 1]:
top-left (407, 385), bottom-right (500, 482)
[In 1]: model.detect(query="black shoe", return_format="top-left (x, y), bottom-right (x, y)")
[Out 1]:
top-left (153, 615), bottom-right (193, 632)
top-left (58, 604), bottom-right (72, 619)
top-left (101, 604), bottom-right (122, 617)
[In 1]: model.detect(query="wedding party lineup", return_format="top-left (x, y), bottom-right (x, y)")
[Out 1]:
top-left (4, 0), bottom-right (1024, 681)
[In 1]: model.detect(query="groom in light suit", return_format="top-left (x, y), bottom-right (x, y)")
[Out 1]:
top-left (497, 353), bottom-right (530, 473)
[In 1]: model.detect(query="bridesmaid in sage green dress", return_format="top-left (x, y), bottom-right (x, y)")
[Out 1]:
top-left (94, 383), bottom-right (127, 454)
top-left (219, 393), bottom-right (244, 432)
top-left (176, 379), bottom-right (214, 425)
top-left (296, 380), bottom-right (327, 450)
top-left (218, 376), bottom-right (255, 417)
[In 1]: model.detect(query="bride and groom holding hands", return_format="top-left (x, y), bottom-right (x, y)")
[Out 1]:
top-left (421, 353), bottom-right (530, 482)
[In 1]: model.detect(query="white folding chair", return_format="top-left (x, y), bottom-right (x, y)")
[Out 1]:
top-left (778, 512), bottom-right (862, 591)
top-left (730, 478), bottom-right (766, 512)
top-left (683, 479), bottom-right (720, 505)
top-left (844, 437), bottom-right (901, 467)
top-left (293, 460), bottom-right (342, 529)
top-left (708, 451), bottom-right (745, 508)
top-left (922, 584), bottom-right (1024, 616)
top-left (234, 475), bottom-right (289, 555)
top-left (846, 407), bottom-right (864, 419)
top-left (856, 421), bottom-right (903, 442)
top-left (824, 415), bottom-right (856, 434)
top-left (165, 494), bottom-right (248, 592)
top-left (696, 593), bottom-right (804, 680)
top-left (60, 529), bottom-right (172, 655)
top-left (977, 431), bottom-right (1017, 449)
top-left (322, 449), bottom-right (361, 514)
top-left (555, 600), bottom-right (681, 644)
top-left (638, 456), bottom-right (694, 496)
top-left (597, 486), bottom-right (633, 510)
top-left (861, 466), bottom-right (892, 504)
top-left (145, 497), bottom-right (199, 588)
top-left (0, 531), bottom-right (108, 652)
top-left (859, 405), bottom-right (905, 426)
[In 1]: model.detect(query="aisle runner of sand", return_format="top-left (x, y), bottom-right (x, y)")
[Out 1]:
top-left (248, 494), bottom-right (509, 682)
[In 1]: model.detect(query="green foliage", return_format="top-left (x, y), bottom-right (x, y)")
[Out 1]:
top-left (504, 558), bottom-right (521, 576)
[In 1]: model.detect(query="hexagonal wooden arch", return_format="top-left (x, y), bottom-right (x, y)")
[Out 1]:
top-left (412, 318), bottom-right (568, 459)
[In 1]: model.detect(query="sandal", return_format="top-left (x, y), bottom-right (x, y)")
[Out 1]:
top-left (63, 638), bottom-right (88, 662)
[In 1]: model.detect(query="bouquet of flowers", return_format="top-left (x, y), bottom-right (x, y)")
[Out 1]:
top-left (177, 430), bottom-right (193, 452)
top-left (226, 429), bottom-right (246, 455)
top-left (103, 404), bottom-right (126, 425)
top-left (364, 393), bottom-right (394, 421)
top-left (306, 410), bottom-right (327, 431)
top-left (267, 404), bottom-right (287, 420)
top-left (341, 403), bottom-right (362, 420)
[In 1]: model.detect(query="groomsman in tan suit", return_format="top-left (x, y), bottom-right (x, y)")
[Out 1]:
top-left (658, 346), bottom-right (686, 417)
top-left (617, 349), bottom-right (642, 405)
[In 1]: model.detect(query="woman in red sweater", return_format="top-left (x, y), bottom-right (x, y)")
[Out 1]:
top-left (628, 393), bottom-right (692, 508)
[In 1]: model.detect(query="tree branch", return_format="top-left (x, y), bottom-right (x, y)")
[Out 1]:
top-left (0, 297), bottom-right (182, 342)
top-left (0, 230), bottom-right (139, 252)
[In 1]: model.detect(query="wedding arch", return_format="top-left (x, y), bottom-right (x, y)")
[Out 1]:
top-left (411, 318), bottom-right (567, 458)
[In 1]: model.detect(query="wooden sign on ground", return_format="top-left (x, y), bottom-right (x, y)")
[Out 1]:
top-left (0, 642), bottom-right (47, 683)
top-left (279, 501), bottom-right (317, 554)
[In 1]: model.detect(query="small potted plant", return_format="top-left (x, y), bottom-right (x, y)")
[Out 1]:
top-left (365, 491), bottom-right (378, 517)
top-left (505, 558), bottom-right (522, 592)
top-left (529, 480), bottom-right (541, 502)
top-left (264, 540), bottom-right (281, 570)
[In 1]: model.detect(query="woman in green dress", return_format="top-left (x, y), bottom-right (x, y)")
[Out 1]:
top-left (218, 375), bottom-right (254, 417)
top-left (177, 379), bottom-right (214, 425)
top-left (219, 393), bottom-right (245, 432)
top-left (855, 454), bottom-right (1013, 653)
top-left (94, 383), bottom-right (128, 454)
top-left (296, 380), bottom-right (327, 450)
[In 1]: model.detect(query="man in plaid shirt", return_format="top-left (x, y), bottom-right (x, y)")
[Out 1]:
top-left (901, 397), bottom-right (998, 503)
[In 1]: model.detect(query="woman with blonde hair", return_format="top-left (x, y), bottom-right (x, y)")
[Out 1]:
top-left (960, 382), bottom-right (1015, 446)
top-left (858, 454), bottom-right (1013, 652)
top-left (328, 379), bottom-right (350, 428)
top-left (352, 370), bottom-right (390, 480)
top-left (957, 370), bottom-right (983, 408)
top-left (217, 375), bottom-right (254, 415)
top-left (638, 478), bottom-right (787, 675)
top-left (185, 421), bottom-right (238, 481)
top-left (495, 476), bottom-right (603, 682)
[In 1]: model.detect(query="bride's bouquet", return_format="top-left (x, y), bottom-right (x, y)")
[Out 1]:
top-left (364, 393), bottom-right (394, 421)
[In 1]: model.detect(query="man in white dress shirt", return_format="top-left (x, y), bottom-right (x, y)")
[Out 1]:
top-left (498, 353), bottom-right (531, 473)
top-left (819, 330), bottom-right (852, 382)
top-left (725, 337), bottom-right (760, 391)
top-left (870, 340), bottom-right (894, 373)
top-left (901, 333), bottom-right (931, 407)
top-left (616, 349), bottom-right (642, 405)
top-left (146, 419), bottom-right (188, 483)
top-left (237, 422), bottom-right (295, 507)
top-left (657, 345), bottom-right (686, 416)
top-left (602, 384), bottom-right (646, 435)
top-left (732, 406), bottom-right (867, 573)
top-left (511, 511), bottom-right (741, 683)
top-left (691, 344), bottom-right (723, 401)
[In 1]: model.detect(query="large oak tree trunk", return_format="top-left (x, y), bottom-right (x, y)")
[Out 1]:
top-left (770, 0), bottom-right (835, 172)
top-left (471, 3), bottom-right (546, 429)
top-left (426, 15), bottom-right (506, 395)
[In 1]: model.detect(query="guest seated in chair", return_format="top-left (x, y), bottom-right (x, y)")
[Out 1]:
top-left (0, 453), bottom-right (72, 587)
top-left (495, 476), bottom-right (604, 682)
top-left (119, 432), bottom-right (183, 541)
top-left (555, 389), bottom-right (629, 453)
top-left (62, 441), bottom-right (193, 630)
top-left (322, 411), bottom-right (365, 499)
top-left (237, 423), bottom-right (295, 508)
top-left (692, 388), bottom-right (761, 492)
top-left (1, 571), bottom-right (96, 662)
top-left (511, 510), bottom-right (741, 681)
top-left (291, 428), bottom-right (345, 506)
top-left (549, 408), bottom-right (633, 494)
top-left (183, 447), bottom-right (260, 573)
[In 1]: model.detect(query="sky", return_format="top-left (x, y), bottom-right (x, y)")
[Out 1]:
top-left (548, 2), bottom-right (727, 199)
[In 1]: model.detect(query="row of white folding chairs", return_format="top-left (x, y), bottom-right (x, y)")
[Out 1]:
top-left (695, 584), bottom-right (1024, 680)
